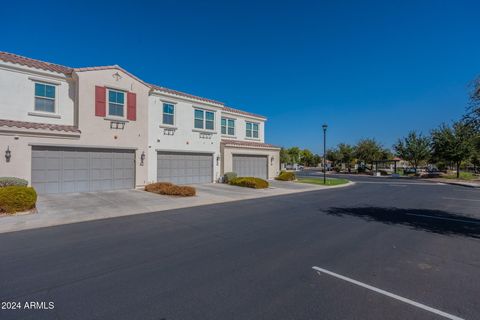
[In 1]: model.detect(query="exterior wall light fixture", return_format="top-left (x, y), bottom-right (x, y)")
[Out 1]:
top-left (5, 146), bottom-right (11, 162)
top-left (140, 151), bottom-right (145, 166)
top-left (271, 156), bottom-right (274, 165)
top-left (216, 155), bottom-right (220, 166)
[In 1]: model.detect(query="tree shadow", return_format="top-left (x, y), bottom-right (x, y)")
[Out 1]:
top-left (325, 207), bottom-right (480, 239)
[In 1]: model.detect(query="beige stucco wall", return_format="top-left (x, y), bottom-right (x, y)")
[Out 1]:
top-left (0, 68), bottom-right (150, 188)
top-left (221, 145), bottom-right (280, 180)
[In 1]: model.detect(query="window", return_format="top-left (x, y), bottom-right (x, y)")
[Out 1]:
top-left (221, 118), bottom-right (235, 135)
top-left (108, 89), bottom-right (125, 117)
top-left (246, 122), bottom-right (259, 138)
top-left (163, 103), bottom-right (175, 125)
top-left (194, 109), bottom-right (215, 130)
top-left (34, 83), bottom-right (55, 113)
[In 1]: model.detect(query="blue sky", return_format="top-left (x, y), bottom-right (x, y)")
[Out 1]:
top-left (2, 0), bottom-right (479, 153)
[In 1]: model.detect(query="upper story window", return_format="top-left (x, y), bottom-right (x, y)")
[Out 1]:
top-left (163, 103), bottom-right (175, 125)
top-left (246, 122), bottom-right (259, 138)
top-left (194, 109), bottom-right (215, 130)
top-left (34, 83), bottom-right (56, 113)
top-left (221, 118), bottom-right (235, 136)
top-left (108, 89), bottom-right (125, 117)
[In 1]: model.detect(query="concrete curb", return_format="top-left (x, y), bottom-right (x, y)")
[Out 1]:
top-left (0, 180), bottom-right (354, 235)
top-left (419, 179), bottom-right (480, 189)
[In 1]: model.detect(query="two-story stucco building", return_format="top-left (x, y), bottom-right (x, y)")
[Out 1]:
top-left (0, 52), bottom-right (280, 194)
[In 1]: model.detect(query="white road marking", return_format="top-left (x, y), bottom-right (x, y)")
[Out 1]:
top-left (312, 266), bottom-right (465, 320)
top-left (402, 212), bottom-right (480, 224)
top-left (443, 197), bottom-right (480, 202)
top-left (355, 181), bottom-right (443, 186)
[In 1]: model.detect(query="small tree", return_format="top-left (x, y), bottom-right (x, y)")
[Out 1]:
top-left (337, 143), bottom-right (356, 172)
top-left (431, 121), bottom-right (473, 178)
top-left (287, 147), bottom-right (301, 164)
top-left (355, 138), bottom-right (384, 168)
top-left (279, 147), bottom-right (291, 166)
top-left (300, 149), bottom-right (315, 167)
top-left (393, 131), bottom-right (431, 174)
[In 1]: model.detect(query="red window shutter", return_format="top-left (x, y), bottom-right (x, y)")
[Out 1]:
top-left (127, 92), bottom-right (137, 121)
top-left (95, 86), bottom-right (106, 117)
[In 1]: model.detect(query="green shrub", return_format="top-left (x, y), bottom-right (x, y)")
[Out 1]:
top-left (145, 182), bottom-right (196, 197)
top-left (229, 177), bottom-right (269, 189)
top-left (223, 172), bottom-right (237, 183)
top-left (0, 177), bottom-right (28, 188)
top-left (275, 171), bottom-right (296, 181)
top-left (0, 186), bottom-right (37, 214)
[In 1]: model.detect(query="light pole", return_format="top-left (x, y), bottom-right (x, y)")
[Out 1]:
top-left (322, 124), bottom-right (328, 184)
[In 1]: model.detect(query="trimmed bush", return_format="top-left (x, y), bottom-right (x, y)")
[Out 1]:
top-left (145, 182), bottom-right (196, 197)
top-left (0, 177), bottom-right (28, 188)
top-left (0, 186), bottom-right (37, 214)
top-left (145, 182), bottom-right (173, 193)
top-left (229, 177), bottom-right (269, 189)
top-left (223, 172), bottom-right (237, 183)
top-left (275, 171), bottom-right (296, 181)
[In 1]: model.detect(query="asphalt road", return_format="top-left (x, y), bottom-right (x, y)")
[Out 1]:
top-left (1, 174), bottom-right (479, 320)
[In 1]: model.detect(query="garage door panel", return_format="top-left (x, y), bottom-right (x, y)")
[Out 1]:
top-left (233, 155), bottom-right (268, 179)
top-left (157, 152), bottom-right (212, 184)
top-left (32, 147), bottom-right (134, 194)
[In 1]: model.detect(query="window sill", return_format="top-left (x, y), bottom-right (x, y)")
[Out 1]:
top-left (28, 111), bottom-right (61, 119)
top-left (192, 128), bottom-right (217, 134)
top-left (245, 137), bottom-right (261, 141)
top-left (104, 117), bottom-right (129, 123)
top-left (159, 124), bottom-right (178, 130)
top-left (221, 134), bottom-right (237, 139)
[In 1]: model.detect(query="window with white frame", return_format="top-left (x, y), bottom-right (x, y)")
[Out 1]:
top-left (194, 109), bottom-right (215, 130)
top-left (163, 103), bottom-right (175, 125)
top-left (221, 118), bottom-right (235, 135)
top-left (246, 122), bottom-right (259, 138)
top-left (34, 83), bottom-right (56, 113)
top-left (108, 89), bottom-right (125, 117)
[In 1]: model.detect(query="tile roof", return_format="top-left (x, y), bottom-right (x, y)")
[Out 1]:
top-left (221, 139), bottom-right (279, 149)
top-left (150, 84), bottom-right (224, 106)
top-left (222, 106), bottom-right (266, 119)
top-left (0, 51), bottom-right (73, 74)
top-left (0, 119), bottom-right (81, 134)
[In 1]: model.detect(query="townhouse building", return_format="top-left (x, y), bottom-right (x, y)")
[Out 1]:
top-left (0, 52), bottom-right (280, 194)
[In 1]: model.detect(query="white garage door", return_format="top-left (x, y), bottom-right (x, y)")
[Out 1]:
top-left (233, 155), bottom-right (268, 179)
top-left (157, 152), bottom-right (213, 184)
top-left (32, 146), bottom-right (135, 194)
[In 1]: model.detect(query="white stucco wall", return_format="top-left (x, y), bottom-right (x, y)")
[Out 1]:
top-left (0, 67), bottom-right (150, 188)
top-left (147, 93), bottom-right (223, 183)
top-left (0, 62), bottom-right (75, 125)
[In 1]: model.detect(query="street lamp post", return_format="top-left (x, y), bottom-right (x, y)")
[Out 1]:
top-left (322, 124), bottom-right (328, 184)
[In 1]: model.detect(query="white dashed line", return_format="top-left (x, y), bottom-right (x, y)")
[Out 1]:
top-left (443, 197), bottom-right (480, 202)
top-left (312, 266), bottom-right (465, 320)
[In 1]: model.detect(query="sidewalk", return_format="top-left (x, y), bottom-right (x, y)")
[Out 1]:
top-left (0, 180), bottom-right (354, 234)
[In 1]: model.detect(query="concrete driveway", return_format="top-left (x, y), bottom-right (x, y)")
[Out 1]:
top-left (0, 180), bottom-right (353, 234)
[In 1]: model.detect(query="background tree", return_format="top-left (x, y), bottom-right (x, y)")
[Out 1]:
top-left (464, 76), bottom-right (480, 130)
top-left (300, 149), bottom-right (315, 166)
top-left (279, 147), bottom-right (291, 165)
top-left (326, 148), bottom-right (343, 167)
top-left (431, 121), bottom-right (473, 178)
top-left (337, 143), bottom-right (356, 172)
top-left (393, 131), bottom-right (431, 173)
top-left (287, 147), bottom-right (301, 164)
top-left (313, 154), bottom-right (322, 167)
top-left (354, 138), bottom-right (384, 168)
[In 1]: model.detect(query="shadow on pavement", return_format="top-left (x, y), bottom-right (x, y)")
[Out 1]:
top-left (325, 207), bottom-right (480, 238)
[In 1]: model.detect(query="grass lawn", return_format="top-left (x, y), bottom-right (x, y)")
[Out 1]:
top-left (444, 172), bottom-right (478, 180)
top-left (297, 177), bottom-right (349, 186)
